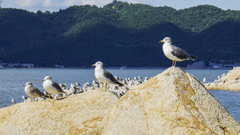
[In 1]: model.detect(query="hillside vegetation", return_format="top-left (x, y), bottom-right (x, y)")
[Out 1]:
top-left (0, 1), bottom-right (240, 67)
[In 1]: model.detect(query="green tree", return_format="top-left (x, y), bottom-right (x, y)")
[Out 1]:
top-left (44, 10), bottom-right (50, 15)
top-left (36, 10), bottom-right (43, 15)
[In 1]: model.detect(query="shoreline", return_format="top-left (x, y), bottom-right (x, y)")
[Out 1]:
top-left (0, 67), bottom-right (234, 70)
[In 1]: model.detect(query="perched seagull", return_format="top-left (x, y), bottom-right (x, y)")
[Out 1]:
top-left (24, 82), bottom-right (47, 101)
top-left (12, 98), bottom-right (16, 104)
top-left (22, 95), bottom-right (27, 100)
top-left (42, 76), bottom-right (66, 101)
top-left (203, 77), bottom-right (206, 83)
top-left (76, 82), bottom-right (81, 86)
top-left (159, 37), bottom-right (196, 67)
top-left (91, 61), bottom-right (124, 90)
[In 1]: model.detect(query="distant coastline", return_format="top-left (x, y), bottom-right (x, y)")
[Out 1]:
top-left (0, 67), bottom-right (234, 70)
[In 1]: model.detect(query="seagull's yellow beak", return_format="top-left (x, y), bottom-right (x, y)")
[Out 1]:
top-left (159, 40), bottom-right (164, 43)
top-left (42, 79), bottom-right (45, 82)
top-left (91, 64), bottom-right (96, 67)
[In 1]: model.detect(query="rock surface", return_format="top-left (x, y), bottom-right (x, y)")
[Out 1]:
top-left (102, 67), bottom-right (240, 135)
top-left (0, 67), bottom-right (239, 135)
top-left (204, 67), bottom-right (240, 91)
top-left (0, 91), bottom-right (119, 135)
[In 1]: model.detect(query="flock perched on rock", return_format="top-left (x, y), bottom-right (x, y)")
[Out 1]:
top-left (206, 66), bottom-right (240, 86)
top-left (12, 61), bottom-right (151, 104)
top-left (12, 36), bottom-right (197, 104)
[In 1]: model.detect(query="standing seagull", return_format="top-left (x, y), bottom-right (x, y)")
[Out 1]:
top-left (12, 98), bottom-right (16, 104)
top-left (42, 76), bottom-right (66, 101)
top-left (91, 61), bottom-right (123, 90)
top-left (203, 77), bottom-right (206, 83)
top-left (159, 37), bottom-right (196, 67)
top-left (24, 82), bottom-right (48, 101)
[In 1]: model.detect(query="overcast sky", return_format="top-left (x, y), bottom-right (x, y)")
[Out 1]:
top-left (1, 0), bottom-right (240, 12)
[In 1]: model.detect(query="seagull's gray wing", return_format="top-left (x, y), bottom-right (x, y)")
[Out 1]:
top-left (103, 70), bottom-right (118, 82)
top-left (32, 87), bottom-right (45, 97)
top-left (171, 45), bottom-right (192, 60)
top-left (52, 81), bottom-right (66, 93)
top-left (103, 70), bottom-right (124, 86)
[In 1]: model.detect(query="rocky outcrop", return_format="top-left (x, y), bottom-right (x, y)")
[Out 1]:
top-left (0, 91), bottom-right (119, 135)
top-left (0, 67), bottom-right (239, 135)
top-left (204, 67), bottom-right (240, 91)
top-left (102, 67), bottom-right (240, 135)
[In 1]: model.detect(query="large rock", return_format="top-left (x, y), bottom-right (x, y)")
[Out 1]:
top-left (0, 67), bottom-right (239, 135)
top-left (204, 67), bottom-right (240, 91)
top-left (0, 91), bottom-right (119, 135)
top-left (102, 67), bottom-right (240, 135)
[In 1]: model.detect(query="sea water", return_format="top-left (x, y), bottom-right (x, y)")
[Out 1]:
top-left (0, 68), bottom-right (239, 123)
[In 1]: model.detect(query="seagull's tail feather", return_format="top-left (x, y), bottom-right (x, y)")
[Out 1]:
top-left (115, 81), bottom-right (124, 87)
top-left (190, 55), bottom-right (196, 61)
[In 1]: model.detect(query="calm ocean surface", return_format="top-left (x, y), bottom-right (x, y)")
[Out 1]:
top-left (0, 68), bottom-right (239, 123)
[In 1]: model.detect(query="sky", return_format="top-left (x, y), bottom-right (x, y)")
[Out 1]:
top-left (1, 0), bottom-right (240, 12)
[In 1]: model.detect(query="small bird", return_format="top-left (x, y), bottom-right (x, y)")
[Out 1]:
top-left (91, 61), bottom-right (124, 90)
top-left (203, 77), bottom-right (206, 83)
top-left (24, 82), bottom-right (48, 101)
top-left (42, 76), bottom-right (66, 102)
top-left (144, 77), bottom-right (149, 82)
top-left (22, 95), bottom-right (28, 103)
top-left (76, 82), bottom-right (81, 86)
top-left (12, 98), bottom-right (16, 104)
top-left (159, 37), bottom-right (196, 67)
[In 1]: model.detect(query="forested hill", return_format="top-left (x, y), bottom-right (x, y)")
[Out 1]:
top-left (0, 1), bottom-right (240, 67)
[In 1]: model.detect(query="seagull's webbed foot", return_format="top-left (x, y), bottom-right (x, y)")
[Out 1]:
top-left (99, 89), bottom-right (106, 92)
top-left (100, 84), bottom-right (107, 92)
top-left (49, 99), bottom-right (55, 103)
top-left (46, 94), bottom-right (51, 102)
top-left (46, 94), bottom-right (55, 103)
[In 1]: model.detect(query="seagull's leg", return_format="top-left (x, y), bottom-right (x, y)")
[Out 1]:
top-left (174, 61), bottom-right (177, 67)
top-left (104, 84), bottom-right (107, 91)
top-left (172, 61), bottom-right (174, 67)
top-left (46, 94), bottom-right (51, 102)
top-left (51, 94), bottom-right (55, 103)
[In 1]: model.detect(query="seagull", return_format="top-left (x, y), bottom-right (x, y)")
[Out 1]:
top-left (24, 82), bottom-right (48, 101)
top-left (159, 37), bottom-right (196, 67)
top-left (12, 98), bottom-right (16, 104)
top-left (91, 61), bottom-right (124, 90)
top-left (203, 77), bottom-right (206, 83)
top-left (42, 76), bottom-right (66, 101)
top-left (76, 82), bottom-right (81, 86)
top-left (22, 95), bottom-right (27, 100)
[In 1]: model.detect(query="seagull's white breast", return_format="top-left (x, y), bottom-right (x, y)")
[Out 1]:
top-left (43, 80), bottom-right (59, 94)
top-left (24, 86), bottom-right (37, 98)
top-left (95, 67), bottom-right (112, 83)
top-left (163, 43), bottom-right (183, 61)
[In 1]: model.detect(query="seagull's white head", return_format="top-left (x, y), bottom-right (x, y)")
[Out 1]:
top-left (91, 61), bottom-right (103, 68)
top-left (159, 37), bottom-right (172, 44)
top-left (23, 82), bottom-right (33, 87)
top-left (42, 76), bottom-right (52, 82)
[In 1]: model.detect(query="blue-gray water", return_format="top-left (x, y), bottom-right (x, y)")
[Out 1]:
top-left (0, 68), bottom-right (239, 123)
